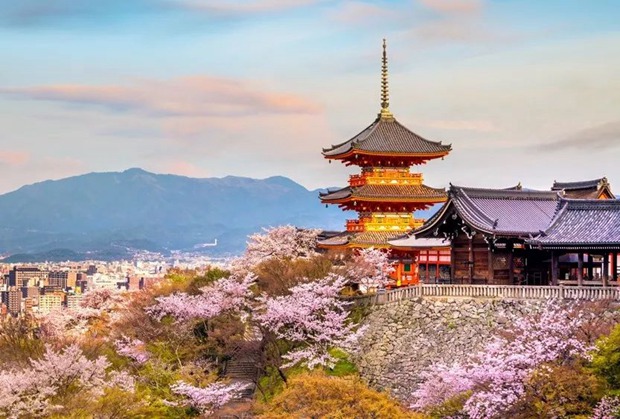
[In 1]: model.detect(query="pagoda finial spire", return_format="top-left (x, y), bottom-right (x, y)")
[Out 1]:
top-left (379, 38), bottom-right (394, 121)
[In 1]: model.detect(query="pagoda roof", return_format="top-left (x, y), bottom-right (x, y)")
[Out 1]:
top-left (528, 199), bottom-right (620, 250)
top-left (316, 231), bottom-right (351, 247)
top-left (319, 184), bottom-right (447, 203)
top-left (416, 185), bottom-right (563, 238)
top-left (551, 177), bottom-right (615, 199)
top-left (317, 230), bottom-right (403, 248)
top-left (322, 116), bottom-right (452, 159)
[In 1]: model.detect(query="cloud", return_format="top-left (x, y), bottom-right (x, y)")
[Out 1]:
top-left (1, 76), bottom-right (322, 118)
top-left (327, 1), bottom-right (401, 25)
top-left (162, 160), bottom-right (210, 177)
top-left (0, 154), bottom-right (86, 194)
top-left (417, 118), bottom-right (499, 132)
top-left (412, 17), bottom-right (495, 42)
top-left (543, 121), bottom-right (620, 151)
top-left (405, 0), bottom-right (506, 45)
top-left (0, 150), bottom-right (30, 167)
top-left (176, 0), bottom-right (325, 14)
top-left (417, 0), bottom-right (483, 15)
top-left (0, 0), bottom-right (166, 26)
top-left (0, 0), bottom-right (326, 26)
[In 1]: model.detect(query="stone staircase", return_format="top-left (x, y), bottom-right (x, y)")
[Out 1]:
top-left (226, 358), bottom-right (259, 398)
top-left (215, 323), bottom-right (263, 417)
top-left (216, 346), bottom-right (261, 418)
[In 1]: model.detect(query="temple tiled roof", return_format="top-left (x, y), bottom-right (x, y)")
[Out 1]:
top-left (552, 178), bottom-right (607, 191)
top-left (528, 199), bottom-right (620, 249)
top-left (322, 117), bottom-right (452, 158)
top-left (320, 184), bottom-right (447, 202)
top-left (416, 185), bottom-right (563, 237)
top-left (317, 230), bottom-right (402, 248)
top-left (316, 231), bottom-right (351, 247)
top-left (551, 177), bottom-right (615, 199)
top-left (349, 231), bottom-right (403, 247)
top-left (388, 235), bottom-right (451, 248)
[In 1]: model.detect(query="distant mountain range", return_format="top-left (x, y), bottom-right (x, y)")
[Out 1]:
top-left (0, 168), bottom-right (351, 261)
top-left (0, 168), bottom-right (440, 262)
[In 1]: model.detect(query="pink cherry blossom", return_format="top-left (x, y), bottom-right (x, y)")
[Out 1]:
top-left (0, 344), bottom-right (130, 418)
top-left (411, 300), bottom-right (596, 418)
top-left (37, 288), bottom-right (132, 340)
top-left (348, 247), bottom-right (395, 292)
top-left (256, 273), bottom-right (365, 369)
top-left (170, 381), bottom-right (249, 415)
top-left (114, 336), bottom-right (150, 364)
top-left (241, 225), bottom-right (319, 268)
top-left (591, 396), bottom-right (620, 419)
top-left (147, 273), bottom-right (255, 321)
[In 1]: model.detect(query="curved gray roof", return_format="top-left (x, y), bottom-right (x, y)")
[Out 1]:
top-left (322, 116), bottom-right (451, 157)
top-left (551, 178), bottom-right (607, 191)
top-left (317, 230), bottom-right (402, 247)
top-left (529, 199), bottom-right (620, 249)
top-left (416, 185), bottom-right (563, 237)
top-left (320, 184), bottom-right (447, 202)
top-left (389, 236), bottom-right (451, 248)
top-left (551, 177), bottom-right (615, 199)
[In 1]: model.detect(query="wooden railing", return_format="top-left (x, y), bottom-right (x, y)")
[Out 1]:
top-left (364, 284), bottom-right (620, 305)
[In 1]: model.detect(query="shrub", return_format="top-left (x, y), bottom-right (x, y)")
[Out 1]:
top-left (508, 363), bottom-right (604, 418)
top-left (256, 371), bottom-right (420, 419)
top-left (591, 323), bottom-right (620, 393)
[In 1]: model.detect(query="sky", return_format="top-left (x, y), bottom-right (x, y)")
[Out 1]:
top-left (0, 0), bottom-right (619, 194)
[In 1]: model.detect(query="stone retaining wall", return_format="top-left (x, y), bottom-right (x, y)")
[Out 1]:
top-left (354, 297), bottom-right (577, 401)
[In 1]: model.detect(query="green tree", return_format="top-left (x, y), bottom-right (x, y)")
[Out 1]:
top-left (591, 323), bottom-right (620, 394)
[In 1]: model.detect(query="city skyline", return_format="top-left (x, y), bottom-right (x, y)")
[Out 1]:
top-left (1, 0), bottom-right (619, 194)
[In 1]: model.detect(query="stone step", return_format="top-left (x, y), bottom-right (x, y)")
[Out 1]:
top-left (226, 359), bottom-right (259, 381)
top-left (227, 370), bottom-right (257, 379)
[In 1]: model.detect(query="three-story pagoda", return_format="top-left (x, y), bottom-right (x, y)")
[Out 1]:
top-left (318, 40), bottom-right (451, 284)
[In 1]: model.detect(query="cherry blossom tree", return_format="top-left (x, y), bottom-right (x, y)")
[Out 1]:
top-left (242, 225), bottom-right (319, 267)
top-left (79, 288), bottom-right (127, 311)
top-left (37, 306), bottom-right (101, 340)
top-left (411, 301), bottom-right (596, 418)
top-left (347, 247), bottom-right (395, 293)
top-left (148, 269), bottom-right (364, 370)
top-left (256, 273), bottom-right (365, 369)
top-left (0, 344), bottom-right (132, 418)
top-left (146, 267), bottom-right (364, 408)
top-left (147, 273), bottom-right (256, 321)
top-left (591, 396), bottom-right (620, 419)
top-left (114, 336), bottom-right (150, 364)
top-left (37, 288), bottom-right (131, 340)
top-left (170, 381), bottom-right (249, 415)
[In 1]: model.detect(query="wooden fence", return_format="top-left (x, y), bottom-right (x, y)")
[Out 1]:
top-left (360, 284), bottom-right (620, 305)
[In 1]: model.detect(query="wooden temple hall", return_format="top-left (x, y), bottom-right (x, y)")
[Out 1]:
top-left (405, 184), bottom-right (620, 286)
top-left (318, 40), bottom-right (620, 287)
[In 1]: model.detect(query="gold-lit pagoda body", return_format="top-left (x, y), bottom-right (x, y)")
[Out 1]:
top-left (318, 40), bottom-right (452, 285)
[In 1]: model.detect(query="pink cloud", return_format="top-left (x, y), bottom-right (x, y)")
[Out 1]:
top-left (417, 118), bottom-right (499, 132)
top-left (1, 76), bottom-right (322, 118)
top-left (0, 150), bottom-right (30, 166)
top-left (176, 0), bottom-right (324, 14)
top-left (418, 0), bottom-right (483, 15)
top-left (162, 160), bottom-right (210, 178)
top-left (414, 18), bottom-right (493, 42)
top-left (328, 1), bottom-right (401, 25)
top-left (0, 155), bottom-right (86, 194)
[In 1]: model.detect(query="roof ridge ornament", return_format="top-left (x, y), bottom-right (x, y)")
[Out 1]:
top-left (379, 38), bottom-right (394, 121)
